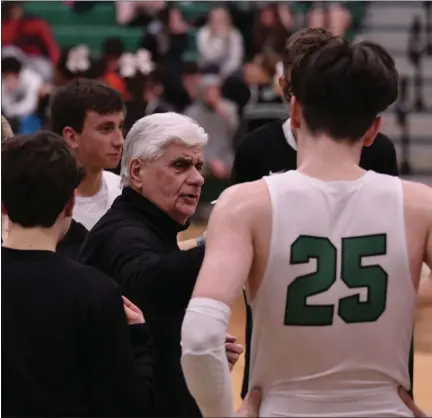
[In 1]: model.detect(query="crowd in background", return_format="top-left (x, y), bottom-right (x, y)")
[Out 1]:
top-left (1, 0), bottom-right (363, 211)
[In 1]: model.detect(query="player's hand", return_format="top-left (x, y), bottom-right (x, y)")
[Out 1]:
top-left (225, 334), bottom-right (244, 371)
top-left (122, 296), bottom-right (145, 325)
top-left (236, 388), bottom-right (261, 417)
top-left (398, 386), bottom-right (428, 417)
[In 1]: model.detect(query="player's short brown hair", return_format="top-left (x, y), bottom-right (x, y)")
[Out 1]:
top-left (2, 131), bottom-right (84, 227)
top-left (291, 37), bottom-right (398, 141)
top-left (50, 78), bottom-right (124, 136)
top-left (283, 28), bottom-right (333, 77)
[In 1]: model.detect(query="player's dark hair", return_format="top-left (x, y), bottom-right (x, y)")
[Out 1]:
top-left (50, 78), bottom-right (124, 135)
top-left (282, 28), bottom-right (333, 98)
top-left (2, 131), bottom-right (84, 228)
top-left (291, 38), bottom-right (399, 141)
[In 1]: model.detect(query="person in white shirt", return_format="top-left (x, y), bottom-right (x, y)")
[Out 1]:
top-left (1, 56), bottom-right (43, 121)
top-left (50, 79), bottom-right (124, 231)
top-left (197, 7), bottom-right (244, 78)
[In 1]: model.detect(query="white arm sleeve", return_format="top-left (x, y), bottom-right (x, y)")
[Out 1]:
top-left (181, 297), bottom-right (235, 417)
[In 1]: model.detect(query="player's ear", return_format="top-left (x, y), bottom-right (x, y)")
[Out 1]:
top-left (362, 116), bottom-right (382, 147)
top-left (290, 96), bottom-right (301, 130)
top-left (62, 126), bottom-right (79, 150)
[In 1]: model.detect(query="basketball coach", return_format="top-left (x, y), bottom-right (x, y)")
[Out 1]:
top-left (231, 28), bottom-right (415, 400)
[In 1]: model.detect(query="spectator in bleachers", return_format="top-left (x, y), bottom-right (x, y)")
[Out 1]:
top-left (36, 45), bottom-right (98, 129)
top-left (185, 74), bottom-right (238, 181)
top-left (116, 1), bottom-right (166, 26)
top-left (307, 1), bottom-right (353, 37)
top-left (121, 51), bottom-right (174, 133)
top-left (54, 45), bottom-right (97, 86)
top-left (177, 61), bottom-right (202, 112)
top-left (197, 7), bottom-right (244, 79)
top-left (100, 37), bottom-right (129, 100)
top-left (141, 5), bottom-right (192, 117)
top-left (250, 4), bottom-right (292, 58)
top-left (222, 50), bottom-right (285, 131)
top-left (1, 56), bottom-right (43, 134)
top-left (140, 5), bottom-right (190, 65)
top-left (1, 1), bottom-right (60, 81)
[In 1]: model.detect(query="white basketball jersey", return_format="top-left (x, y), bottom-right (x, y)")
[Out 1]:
top-left (249, 170), bottom-right (416, 417)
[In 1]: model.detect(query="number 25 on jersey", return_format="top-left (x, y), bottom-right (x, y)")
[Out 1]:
top-left (284, 234), bottom-right (388, 326)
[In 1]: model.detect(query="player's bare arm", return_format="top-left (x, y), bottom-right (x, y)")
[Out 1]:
top-left (180, 180), bottom-right (267, 417)
top-left (422, 186), bottom-right (432, 306)
top-left (403, 180), bottom-right (432, 306)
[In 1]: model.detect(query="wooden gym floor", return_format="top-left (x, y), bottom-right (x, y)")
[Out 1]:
top-left (180, 226), bottom-right (432, 412)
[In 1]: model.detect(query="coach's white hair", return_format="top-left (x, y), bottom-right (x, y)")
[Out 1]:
top-left (120, 112), bottom-right (208, 186)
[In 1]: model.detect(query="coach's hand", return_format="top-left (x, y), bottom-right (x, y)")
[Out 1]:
top-left (225, 334), bottom-right (244, 371)
top-left (122, 296), bottom-right (145, 325)
top-left (398, 387), bottom-right (428, 417)
top-left (236, 388), bottom-right (261, 417)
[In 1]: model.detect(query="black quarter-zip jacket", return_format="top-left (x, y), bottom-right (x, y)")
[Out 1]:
top-left (78, 186), bottom-right (205, 417)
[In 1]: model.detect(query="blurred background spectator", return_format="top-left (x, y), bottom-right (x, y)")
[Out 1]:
top-left (196, 6), bottom-right (244, 78)
top-left (116, 1), bottom-right (166, 27)
top-left (185, 74), bottom-right (238, 180)
top-left (2, 0), bottom-right (431, 211)
top-left (1, 56), bottom-right (43, 133)
top-left (1, 1), bottom-right (60, 80)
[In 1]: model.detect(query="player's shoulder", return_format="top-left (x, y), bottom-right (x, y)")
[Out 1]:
top-left (214, 180), bottom-right (269, 217)
top-left (401, 179), bottom-right (432, 217)
top-left (62, 256), bottom-right (118, 289)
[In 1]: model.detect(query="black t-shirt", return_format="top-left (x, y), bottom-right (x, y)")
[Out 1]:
top-left (2, 247), bottom-right (154, 417)
top-left (231, 120), bottom-right (399, 184)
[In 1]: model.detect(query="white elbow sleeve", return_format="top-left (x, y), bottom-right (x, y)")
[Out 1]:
top-left (181, 297), bottom-right (234, 417)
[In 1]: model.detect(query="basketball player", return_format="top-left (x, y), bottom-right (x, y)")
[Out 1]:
top-left (181, 38), bottom-right (432, 416)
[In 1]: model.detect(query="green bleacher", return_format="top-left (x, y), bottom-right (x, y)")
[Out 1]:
top-left (22, 1), bottom-right (365, 59)
top-left (21, 1), bottom-right (209, 58)
top-left (22, 1), bottom-right (142, 55)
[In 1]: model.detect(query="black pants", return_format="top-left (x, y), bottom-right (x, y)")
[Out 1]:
top-left (241, 300), bottom-right (415, 399)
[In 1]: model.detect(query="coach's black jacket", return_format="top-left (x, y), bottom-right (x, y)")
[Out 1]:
top-left (78, 186), bottom-right (205, 417)
top-left (230, 120), bottom-right (418, 400)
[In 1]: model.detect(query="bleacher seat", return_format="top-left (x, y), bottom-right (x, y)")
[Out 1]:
top-left (22, 1), bottom-right (143, 56)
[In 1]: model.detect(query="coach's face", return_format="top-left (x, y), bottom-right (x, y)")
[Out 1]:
top-left (129, 141), bottom-right (205, 225)
top-left (64, 110), bottom-right (125, 171)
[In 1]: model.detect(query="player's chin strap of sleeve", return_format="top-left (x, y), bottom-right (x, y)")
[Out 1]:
top-left (181, 297), bottom-right (235, 417)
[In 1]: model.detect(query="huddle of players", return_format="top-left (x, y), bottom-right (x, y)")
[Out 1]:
top-left (2, 28), bottom-right (432, 418)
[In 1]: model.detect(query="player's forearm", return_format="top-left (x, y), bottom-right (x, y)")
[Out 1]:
top-left (181, 297), bottom-right (235, 417)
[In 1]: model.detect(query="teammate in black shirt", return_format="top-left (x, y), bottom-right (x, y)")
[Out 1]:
top-left (2, 131), bottom-right (155, 417)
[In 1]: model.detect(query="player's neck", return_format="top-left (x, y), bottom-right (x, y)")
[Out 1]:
top-left (3, 224), bottom-right (61, 252)
top-left (297, 135), bottom-right (365, 181)
top-left (77, 169), bottom-right (103, 197)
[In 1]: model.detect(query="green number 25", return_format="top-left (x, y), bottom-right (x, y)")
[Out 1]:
top-left (284, 234), bottom-right (388, 326)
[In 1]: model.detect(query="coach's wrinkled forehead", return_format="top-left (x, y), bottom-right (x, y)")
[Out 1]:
top-left (120, 112), bottom-right (208, 187)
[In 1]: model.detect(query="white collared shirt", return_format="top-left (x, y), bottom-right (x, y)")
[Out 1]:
top-left (282, 118), bottom-right (297, 151)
